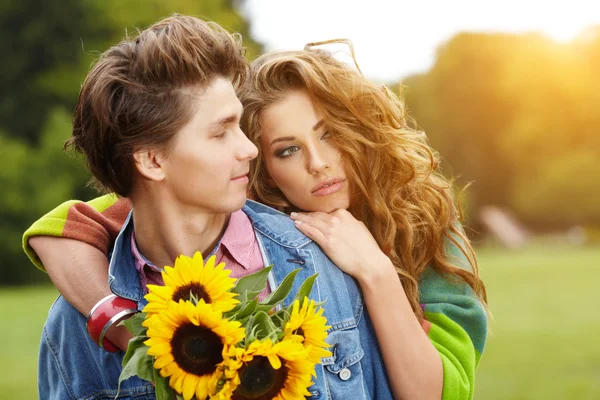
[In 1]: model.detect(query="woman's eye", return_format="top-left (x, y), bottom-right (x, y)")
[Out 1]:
top-left (214, 131), bottom-right (226, 139)
top-left (320, 130), bottom-right (331, 140)
top-left (276, 146), bottom-right (300, 158)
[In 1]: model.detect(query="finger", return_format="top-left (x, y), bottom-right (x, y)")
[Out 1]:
top-left (291, 211), bottom-right (336, 224)
top-left (294, 219), bottom-right (328, 247)
top-left (330, 208), bottom-right (352, 220)
top-left (306, 211), bottom-right (335, 222)
top-left (295, 211), bottom-right (342, 227)
top-left (291, 212), bottom-right (331, 233)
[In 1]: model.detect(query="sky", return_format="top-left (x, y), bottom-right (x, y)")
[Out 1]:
top-left (242, 0), bottom-right (600, 82)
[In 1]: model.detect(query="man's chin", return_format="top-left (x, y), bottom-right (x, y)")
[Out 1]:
top-left (222, 194), bottom-right (248, 213)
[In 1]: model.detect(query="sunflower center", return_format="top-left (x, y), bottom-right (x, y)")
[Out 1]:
top-left (232, 356), bottom-right (288, 400)
top-left (172, 283), bottom-right (211, 304)
top-left (293, 327), bottom-right (305, 338)
top-left (171, 323), bottom-right (223, 376)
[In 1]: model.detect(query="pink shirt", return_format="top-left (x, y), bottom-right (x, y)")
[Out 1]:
top-left (130, 210), bottom-right (270, 301)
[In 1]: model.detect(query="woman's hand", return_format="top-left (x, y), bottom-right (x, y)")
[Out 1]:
top-left (290, 209), bottom-right (393, 281)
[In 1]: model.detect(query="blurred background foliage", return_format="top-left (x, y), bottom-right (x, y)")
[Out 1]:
top-left (1, 2), bottom-right (598, 278)
top-left (402, 31), bottom-right (600, 230)
top-left (0, 0), bottom-right (261, 284)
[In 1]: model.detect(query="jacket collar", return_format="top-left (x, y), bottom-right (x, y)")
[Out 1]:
top-left (107, 201), bottom-right (312, 305)
top-left (107, 211), bottom-right (145, 305)
top-left (242, 200), bottom-right (311, 248)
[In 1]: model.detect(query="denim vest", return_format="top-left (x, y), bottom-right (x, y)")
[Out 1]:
top-left (38, 200), bottom-right (394, 399)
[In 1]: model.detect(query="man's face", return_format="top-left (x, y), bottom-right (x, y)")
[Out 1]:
top-left (161, 77), bottom-right (258, 214)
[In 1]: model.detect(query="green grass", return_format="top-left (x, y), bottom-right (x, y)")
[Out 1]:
top-left (2, 246), bottom-right (599, 399)
top-left (474, 245), bottom-right (600, 400)
top-left (0, 285), bottom-right (57, 399)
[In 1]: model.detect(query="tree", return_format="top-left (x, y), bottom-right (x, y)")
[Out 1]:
top-left (1, 0), bottom-right (262, 285)
top-left (402, 30), bottom-right (600, 229)
top-left (0, 0), bottom-right (262, 145)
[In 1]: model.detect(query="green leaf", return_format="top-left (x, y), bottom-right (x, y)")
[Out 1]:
top-left (224, 289), bottom-right (263, 319)
top-left (120, 312), bottom-right (147, 337)
top-left (294, 274), bottom-right (319, 302)
top-left (312, 299), bottom-right (327, 308)
top-left (153, 367), bottom-right (174, 400)
top-left (239, 289), bottom-right (264, 304)
top-left (270, 308), bottom-right (291, 330)
top-left (231, 265), bottom-right (273, 297)
top-left (190, 291), bottom-right (200, 305)
top-left (121, 335), bottom-right (148, 369)
top-left (117, 339), bottom-right (153, 397)
top-left (251, 303), bottom-right (275, 316)
top-left (260, 268), bottom-right (301, 308)
top-left (251, 311), bottom-right (278, 341)
top-left (231, 298), bottom-right (258, 321)
top-left (243, 315), bottom-right (259, 343)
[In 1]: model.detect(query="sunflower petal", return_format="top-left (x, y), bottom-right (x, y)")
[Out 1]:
top-left (268, 354), bottom-right (282, 370)
top-left (182, 373), bottom-right (198, 400)
top-left (196, 381), bottom-right (209, 400)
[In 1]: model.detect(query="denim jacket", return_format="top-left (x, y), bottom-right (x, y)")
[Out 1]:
top-left (39, 200), bottom-right (394, 399)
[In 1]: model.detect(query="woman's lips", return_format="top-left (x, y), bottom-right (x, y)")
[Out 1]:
top-left (312, 178), bottom-right (346, 196)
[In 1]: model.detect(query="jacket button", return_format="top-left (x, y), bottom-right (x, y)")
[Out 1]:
top-left (339, 367), bottom-right (352, 381)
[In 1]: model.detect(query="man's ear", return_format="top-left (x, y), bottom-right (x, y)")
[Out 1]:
top-left (132, 147), bottom-right (167, 182)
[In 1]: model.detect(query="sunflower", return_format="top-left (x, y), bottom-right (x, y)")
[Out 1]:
top-left (144, 251), bottom-right (239, 315)
top-left (283, 299), bottom-right (332, 364)
top-left (214, 338), bottom-right (315, 400)
top-left (144, 300), bottom-right (245, 400)
top-left (210, 346), bottom-right (244, 400)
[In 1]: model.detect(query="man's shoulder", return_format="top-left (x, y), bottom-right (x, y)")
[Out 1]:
top-left (242, 199), bottom-right (289, 222)
top-left (242, 200), bottom-right (310, 248)
top-left (243, 199), bottom-right (285, 216)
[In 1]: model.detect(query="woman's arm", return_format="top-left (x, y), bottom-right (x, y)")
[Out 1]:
top-left (291, 209), bottom-right (444, 400)
top-left (293, 211), bottom-right (488, 400)
top-left (23, 194), bottom-right (130, 269)
top-left (417, 247), bottom-right (488, 400)
top-left (359, 261), bottom-right (444, 400)
top-left (23, 194), bottom-right (134, 350)
top-left (30, 237), bottom-right (132, 350)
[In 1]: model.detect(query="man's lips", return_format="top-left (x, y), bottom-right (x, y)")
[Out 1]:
top-left (231, 172), bottom-right (249, 182)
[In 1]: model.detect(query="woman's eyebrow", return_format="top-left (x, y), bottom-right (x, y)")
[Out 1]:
top-left (269, 136), bottom-right (295, 147)
top-left (313, 119), bottom-right (324, 131)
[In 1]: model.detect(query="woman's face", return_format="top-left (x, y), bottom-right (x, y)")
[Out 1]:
top-left (259, 89), bottom-right (350, 212)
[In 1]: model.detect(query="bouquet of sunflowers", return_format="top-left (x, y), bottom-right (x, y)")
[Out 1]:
top-left (117, 252), bottom-right (331, 400)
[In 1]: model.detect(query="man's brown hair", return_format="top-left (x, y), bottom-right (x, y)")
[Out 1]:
top-left (68, 15), bottom-right (247, 196)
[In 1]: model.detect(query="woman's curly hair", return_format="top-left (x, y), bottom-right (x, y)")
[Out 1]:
top-left (239, 42), bottom-right (487, 319)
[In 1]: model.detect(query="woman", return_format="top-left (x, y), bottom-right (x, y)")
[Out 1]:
top-left (25, 42), bottom-right (487, 400)
top-left (240, 44), bottom-right (488, 400)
